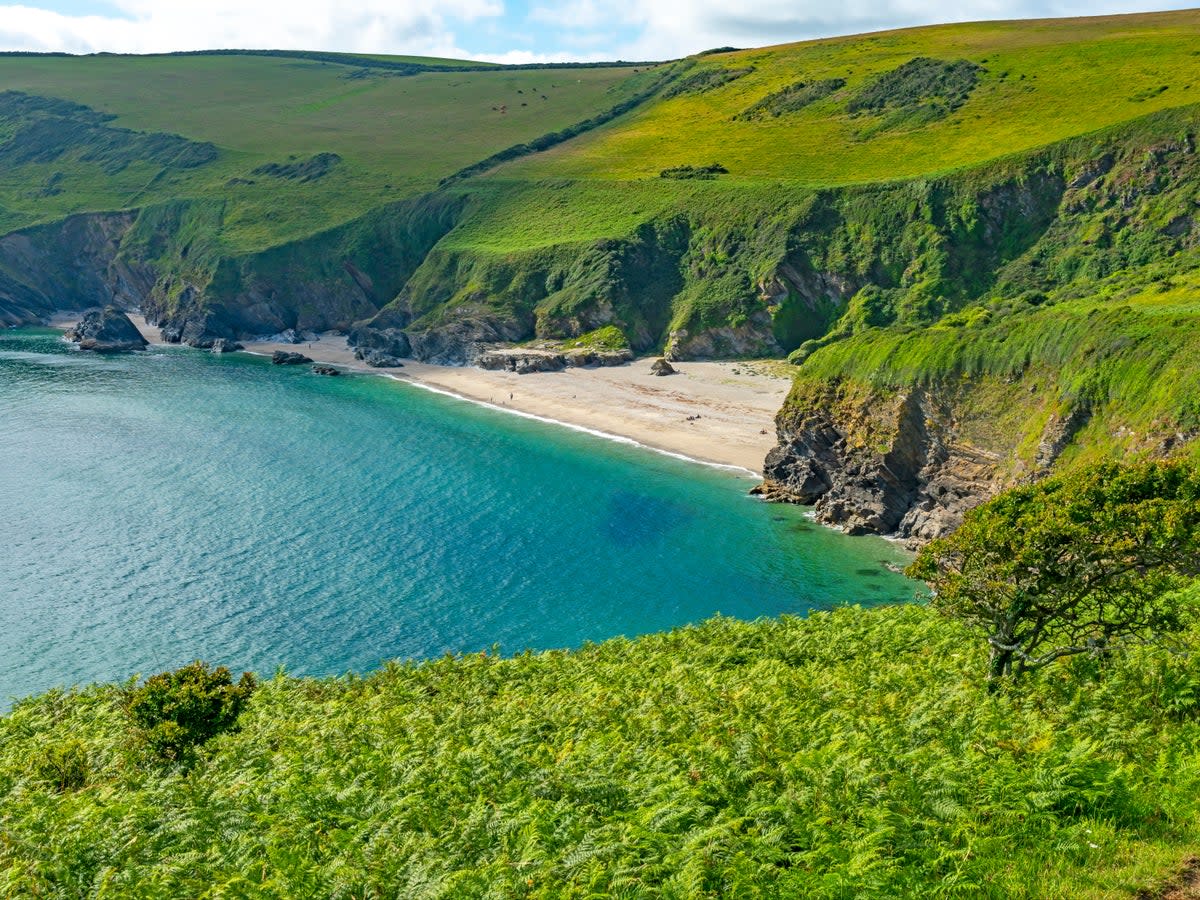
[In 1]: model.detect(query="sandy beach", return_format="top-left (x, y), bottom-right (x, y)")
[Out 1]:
top-left (55, 314), bottom-right (793, 475)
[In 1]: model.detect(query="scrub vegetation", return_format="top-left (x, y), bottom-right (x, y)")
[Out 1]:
top-left (2, 596), bottom-right (1200, 898)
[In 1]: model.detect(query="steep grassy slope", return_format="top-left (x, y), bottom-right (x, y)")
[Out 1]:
top-left (3, 605), bottom-right (1199, 898)
top-left (0, 52), bottom-right (649, 245)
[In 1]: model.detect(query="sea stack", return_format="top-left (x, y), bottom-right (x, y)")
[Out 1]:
top-left (65, 307), bottom-right (148, 353)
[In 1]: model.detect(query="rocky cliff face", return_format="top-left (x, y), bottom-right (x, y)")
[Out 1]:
top-left (0, 212), bottom-right (149, 325)
top-left (755, 379), bottom-right (1037, 546)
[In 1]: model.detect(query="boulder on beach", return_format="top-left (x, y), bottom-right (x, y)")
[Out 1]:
top-left (210, 338), bottom-right (243, 354)
top-left (64, 307), bottom-right (148, 353)
top-left (271, 350), bottom-right (312, 365)
top-left (650, 358), bottom-right (676, 376)
top-left (312, 364), bottom-right (340, 376)
top-left (354, 349), bottom-right (405, 368)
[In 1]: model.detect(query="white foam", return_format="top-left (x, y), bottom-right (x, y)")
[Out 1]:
top-left (232, 348), bottom-right (762, 479)
top-left (383, 374), bottom-right (762, 480)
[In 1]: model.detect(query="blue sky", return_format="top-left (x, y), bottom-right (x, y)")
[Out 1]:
top-left (0, 1), bottom-right (1195, 62)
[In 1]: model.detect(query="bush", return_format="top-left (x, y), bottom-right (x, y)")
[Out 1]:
top-left (735, 78), bottom-right (846, 120)
top-left (125, 661), bottom-right (255, 760)
top-left (660, 162), bottom-right (728, 180)
top-left (33, 739), bottom-right (90, 792)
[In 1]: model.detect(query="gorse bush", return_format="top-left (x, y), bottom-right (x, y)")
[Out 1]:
top-left (125, 661), bottom-right (256, 760)
top-left (2, 607), bottom-right (1199, 897)
top-left (735, 78), bottom-right (846, 121)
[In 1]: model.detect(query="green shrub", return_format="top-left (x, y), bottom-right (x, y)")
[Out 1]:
top-left (735, 78), bottom-right (846, 120)
top-left (662, 66), bottom-right (753, 98)
top-left (660, 162), bottom-right (728, 180)
top-left (125, 661), bottom-right (255, 760)
top-left (32, 739), bottom-right (90, 792)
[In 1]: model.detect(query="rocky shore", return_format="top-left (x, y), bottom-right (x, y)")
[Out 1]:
top-left (64, 307), bottom-right (147, 352)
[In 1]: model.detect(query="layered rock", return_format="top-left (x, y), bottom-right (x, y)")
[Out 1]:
top-left (756, 380), bottom-right (1006, 546)
top-left (356, 350), bottom-right (405, 368)
top-left (65, 307), bottom-right (148, 352)
top-left (476, 347), bottom-right (635, 373)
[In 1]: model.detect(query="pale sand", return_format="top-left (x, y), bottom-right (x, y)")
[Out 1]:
top-left (59, 314), bottom-right (793, 476)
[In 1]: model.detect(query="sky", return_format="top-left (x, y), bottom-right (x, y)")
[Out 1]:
top-left (0, 1), bottom-right (1195, 63)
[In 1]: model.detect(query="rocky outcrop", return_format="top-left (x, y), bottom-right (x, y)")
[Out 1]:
top-left (757, 381), bottom-right (1005, 546)
top-left (210, 338), bottom-right (243, 354)
top-left (312, 365), bottom-right (340, 376)
top-left (477, 349), bottom-right (567, 373)
top-left (404, 314), bottom-right (530, 366)
top-left (271, 351), bottom-right (312, 365)
top-left (476, 346), bottom-right (636, 373)
top-left (356, 350), bottom-right (405, 368)
top-left (665, 311), bottom-right (782, 361)
top-left (65, 307), bottom-right (148, 352)
top-left (650, 358), bottom-right (676, 376)
top-left (347, 326), bottom-right (410, 359)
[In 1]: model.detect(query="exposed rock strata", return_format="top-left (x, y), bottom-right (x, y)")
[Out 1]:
top-left (475, 347), bottom-right (634, 373)
top-left (356, 350), bottom-right (405, 368)
top-left (757, 381), bottom-right (1008, 547)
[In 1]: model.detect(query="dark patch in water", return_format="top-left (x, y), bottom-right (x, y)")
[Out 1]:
top-left (856, 568), bottom-right (886, 578)
top-left (604, 490), bottom-right (693, 547)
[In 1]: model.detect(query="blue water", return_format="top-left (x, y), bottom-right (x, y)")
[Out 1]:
top-left (0, 328), bottom-right (913, 704)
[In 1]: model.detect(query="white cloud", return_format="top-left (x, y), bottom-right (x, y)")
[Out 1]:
top-left (0, 1), bottom-right (1197, 60)
top-left (0, 0), bottom-right (503, 55)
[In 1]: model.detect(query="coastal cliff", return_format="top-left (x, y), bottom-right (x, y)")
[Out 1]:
top-left (754, 115), bottom-right (1200, 541)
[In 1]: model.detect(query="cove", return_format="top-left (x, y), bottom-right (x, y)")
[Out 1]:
top-left (0, 328), bottom-right (913, 704)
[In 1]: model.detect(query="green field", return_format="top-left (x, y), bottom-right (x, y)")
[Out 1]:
top-left (504, 11), bottom-right (1200, 185)
top-left (0, 53), bottom-right (648, 247)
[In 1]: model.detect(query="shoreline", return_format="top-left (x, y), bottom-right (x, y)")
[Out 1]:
top-left (53, 313), bottom-right (792, 476)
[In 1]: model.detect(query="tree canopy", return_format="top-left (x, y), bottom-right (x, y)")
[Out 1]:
top-left (907, 460), bottom-right (1200, 680)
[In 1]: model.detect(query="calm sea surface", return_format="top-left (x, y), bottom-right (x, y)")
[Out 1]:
top-left (0, 328), bottom-right (913, 704)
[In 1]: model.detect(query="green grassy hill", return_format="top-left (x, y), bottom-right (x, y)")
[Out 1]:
top-left (505, 11), bottom-right (1200, 184)
top-left (0, 52), bottom-right (649, 247)
top-left (3, 605), bottom-right (1199, 898)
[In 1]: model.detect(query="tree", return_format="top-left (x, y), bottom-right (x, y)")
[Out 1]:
top-left (907, 461), bottom-right (1200, 681)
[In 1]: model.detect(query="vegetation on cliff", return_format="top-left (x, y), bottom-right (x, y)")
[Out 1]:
top-left (1, 10), bottom-right (1198, 366)
top-left (2, 598), bottom-right (1199, 898)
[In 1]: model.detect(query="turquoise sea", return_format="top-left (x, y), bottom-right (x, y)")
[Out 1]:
top-left (0, 328), bottom-right (913, 705)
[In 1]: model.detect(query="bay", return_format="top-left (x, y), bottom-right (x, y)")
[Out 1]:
top-left (0, 328), bottom-right (913, 704)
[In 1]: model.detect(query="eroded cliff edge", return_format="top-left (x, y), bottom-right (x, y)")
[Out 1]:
top-left (755, 107), bottom-right (1200, 543)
